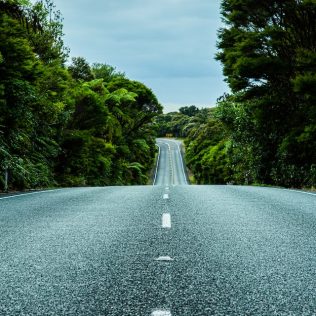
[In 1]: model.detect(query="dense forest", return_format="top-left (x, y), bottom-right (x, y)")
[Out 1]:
top-left (0, 0), bottom-right (162, 191)
top-left (156, 0), bottom-right (316, 188)
top-left (1, 0), bottom-right (315, 191)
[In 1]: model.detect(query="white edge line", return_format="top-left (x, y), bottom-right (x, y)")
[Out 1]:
top-left (0, 188), bottom-right (66, 200)
top-left (177, 143), bottom-right (187, 185)
top-left (282, 188), bottom-right (316, 196)
top-left (227, 184), bottom-right (316, 197)
top-left (153, 143), bottom-right (161, 186)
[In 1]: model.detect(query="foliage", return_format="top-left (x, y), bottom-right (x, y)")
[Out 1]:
top-left (68, 57), bottom-right (94, 81)
top-left (155, 108), bottom-right (232, 184)
top-left (154, 106), bottom-right (208, 138)
top-left (91, 62), bottom-right (125, 82)
top-left (0, 0), bottom-right (161, 191)
top-left (175, 0), bottom-right (316, 188)
top-left (179, 105), bottom-right (200, 117)
top-left (184, 110), bottom-right (231, 184)
top-left (214, 0), bottom-right (316, 187)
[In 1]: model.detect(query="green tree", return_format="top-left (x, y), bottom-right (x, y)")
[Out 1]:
top-left (68, 57), bottom-right (94, 81)
top-left (27, 0), bottom-right (69, 63)
top-left (92, 62), bottom-right (125, 82)
top-left (0, 0), bottom-right (70, 190)
top-left (216, 0), bottom-right (316, 187)
top-left (0, 0), bottom-right (162, 190)
top-left (57, 76), bottom-right (161, 186)
top-left (185, 112), bottom-right (229, 184)
top-left (179, 105), bottom-right (200, 117)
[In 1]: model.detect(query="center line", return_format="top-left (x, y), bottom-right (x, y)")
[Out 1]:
top-left (151, 309), bottom-right (172, 316)
top-left (163, 193), bottom-right (169, 199)
top-left (155, 256), bottom-right (174, 261)
top-left (162, 213), bottom-right (171, 228)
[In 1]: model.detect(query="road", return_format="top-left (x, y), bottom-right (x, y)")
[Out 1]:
top-left (1, 139), bottom-right (316, 315)
top-left (154, 139), bottom-right (187, 186)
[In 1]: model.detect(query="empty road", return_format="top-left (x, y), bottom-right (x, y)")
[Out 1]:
top-left (1, 139), bottom-right (316, 315)
top-left (154, 138), bottom-right (187, 186)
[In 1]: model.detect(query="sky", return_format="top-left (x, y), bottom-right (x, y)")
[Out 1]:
top-left (52, 0), bottom-right (229, 113)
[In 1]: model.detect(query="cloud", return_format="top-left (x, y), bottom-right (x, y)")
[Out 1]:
top-left (53, 0), bottom-right (229, 107)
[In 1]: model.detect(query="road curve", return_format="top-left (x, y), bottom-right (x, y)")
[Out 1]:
top-left (154, 138), bottom-right (187, 186)
top-left (1, 147), bottom-right (316, 315)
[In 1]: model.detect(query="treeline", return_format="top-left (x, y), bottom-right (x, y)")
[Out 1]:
top-left (157, 0), bottom-right (316, 188)
top-left (213, 0), bottom-right (316, 188)
top-left (0, 0), bottom-right (162, 191)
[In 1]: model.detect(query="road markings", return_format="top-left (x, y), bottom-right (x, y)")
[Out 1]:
top-left (163, 139), bottom-right (188, 185)
top-left (0, 188), bottom-right (65, 200)
top-left (153, 144), bottom-right (161, 186)
top-left (155, 256), bottom-right (174, 262)
top-left (177, 143), bottom-right (187, 185)
top-left (151, 309), bottom-right (172, 316)
top-left (162, 213), bottom-right (171, 228)
top-left (163, 193), bottom-right (169, 199)
top-left (163, 142), bottom-right (171, 151)
top-left (166, 142), bottom-right (174, 184)
top-left (282, 188), bottom-right (316, 196)
top-left (169, 152), bottom-right (174, 185)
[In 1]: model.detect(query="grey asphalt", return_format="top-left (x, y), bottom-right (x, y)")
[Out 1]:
top-left (154, 138), bottom-right (187, 186)
top-left (1, 141), bottom-right (316, 315)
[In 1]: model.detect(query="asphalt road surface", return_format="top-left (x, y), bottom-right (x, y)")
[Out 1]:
top-left (154, 139), bottom-right (187, 186)
top-left (1, 139), bottom-right (316, 315)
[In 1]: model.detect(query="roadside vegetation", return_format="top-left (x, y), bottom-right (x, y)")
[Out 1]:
top-left (215, 0), bottom-right (316, 188)
top-left (1, 0), bottom-right (315, 191)
top-left (155, 1), bottom-right (316, 189)
top-left (0, 0), bottom-right (162, 191)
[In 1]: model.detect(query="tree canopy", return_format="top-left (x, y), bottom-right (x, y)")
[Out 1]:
top-left (155, 0), bottom-right (316, 188)
top-left (0, 0), bottom-right (162, 191)
top-left (2, 0), bottom-right (315, 190)
top-left (171, 0), bottom-right (316, 188)
top-left (215, 0), bottom-right (316, 187)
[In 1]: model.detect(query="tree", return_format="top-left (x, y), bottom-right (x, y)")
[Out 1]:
top-left (92, 62), bottom-right (125, 82)
top-left (0, 0), bottom-right (162, 190)
top-left (216, 0), bottom-right (316, 187)
top-left (27, 0), bottom-right (69, 63)
top-left (107, 78), bottom-right (162, 115)
top-left (57, 75), bottom-right (161, 186)
top-left (68, 57), bottom-right (94, 81)
top-left (179, 105), bottom-right (200, 117)
top-left (0, 1), bottom-right (69, 190)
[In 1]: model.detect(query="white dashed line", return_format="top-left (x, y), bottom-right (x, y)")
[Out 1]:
top-left (163, 139), bottom-right (188, 185)
top-left (164, 142), bottom-right (171, 151)
top-left (151, 309), bottom-right (172, 316)
top-left (155, 256), bottom-right (174, 262)
top-left (162, 213), bottom-right (171, 228)
top-left (163, 193), bottom-right (169, 199)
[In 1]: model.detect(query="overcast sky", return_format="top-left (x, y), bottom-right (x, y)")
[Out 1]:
top-left (52, 0), bottom-right (229, 112)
